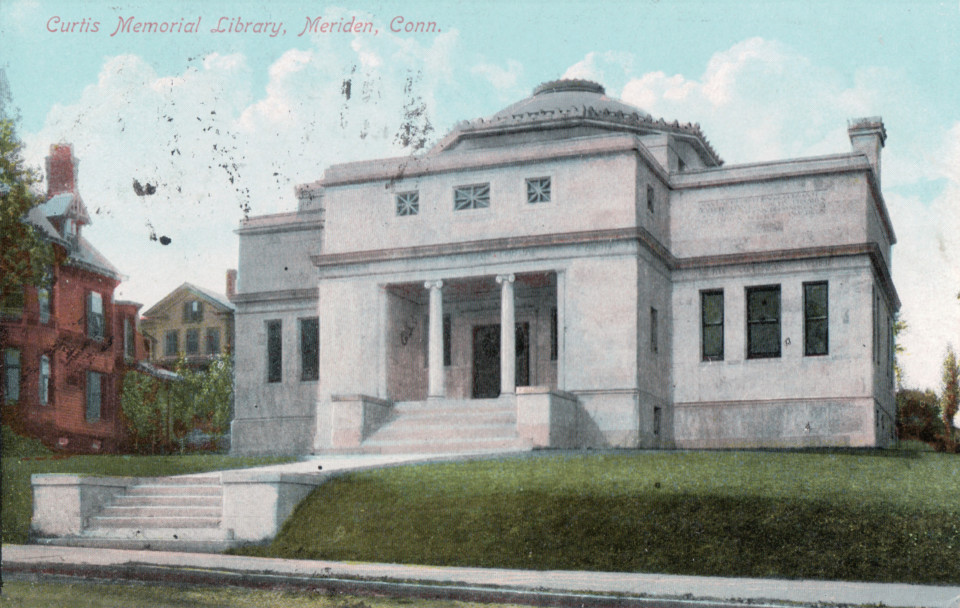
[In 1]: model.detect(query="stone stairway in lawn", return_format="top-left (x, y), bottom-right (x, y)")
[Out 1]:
top-left (358, 398), bottom-right (533, 454)
top-left (37, 474), bottom-right (236, 552)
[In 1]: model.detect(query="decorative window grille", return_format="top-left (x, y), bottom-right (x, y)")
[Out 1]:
top-left (396, 191), bottom-right (419, 216)
top-left (454, 183), bottom-right (490, 210)
top-left (526, 177), bottom-right (551, 203)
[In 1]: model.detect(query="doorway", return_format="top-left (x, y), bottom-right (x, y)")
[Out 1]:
top-left (471, 323), bottom-right (529, 398)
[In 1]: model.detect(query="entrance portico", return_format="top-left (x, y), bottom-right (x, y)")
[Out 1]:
top-left (385, 271), bottom-right (559, 404)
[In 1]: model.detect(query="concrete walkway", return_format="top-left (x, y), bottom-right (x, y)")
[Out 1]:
top-left (4, 544), bottom-right (960, 608)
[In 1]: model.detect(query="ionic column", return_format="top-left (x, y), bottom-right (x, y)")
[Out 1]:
top-left (496, 273), bottom-right (516, 395)
top-left (425, 280), bottom-right (445, 398)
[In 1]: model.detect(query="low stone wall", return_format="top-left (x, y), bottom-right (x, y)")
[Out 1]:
top-left (221, 470), bottom-right (328, 543)
top-left (516, 386), bottom-right (580, 448)
top-left (330, 394), bottom-right (393, 449)
top-left (31, 475), bottom-right (133, 538)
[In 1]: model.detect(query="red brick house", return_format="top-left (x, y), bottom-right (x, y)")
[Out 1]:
top-left (1, 143), bottom-right (146, 452)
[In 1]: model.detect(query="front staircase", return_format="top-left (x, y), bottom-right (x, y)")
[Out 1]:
top-left (36, 474), bottom-right (236, 552)
top-left (358, 398), bottom-right (533, 454)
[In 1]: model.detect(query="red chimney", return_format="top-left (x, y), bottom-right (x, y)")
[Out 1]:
top-left (46, 143), bottom-right (78, 197)
top-left (226, 269), bottom-right (237, 300)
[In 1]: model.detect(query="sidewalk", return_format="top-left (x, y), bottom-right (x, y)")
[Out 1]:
top-left (4, 544), bottom-right (960, 608)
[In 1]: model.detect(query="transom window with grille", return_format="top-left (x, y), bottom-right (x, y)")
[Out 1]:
top-left (87, 292), bottom-right (104, 339)
top-left (453, 183), bottom-right (490, 210)
top-left (803, 282), bottom-right (828, 356)
top-left (701, 290), bottom-right (724, 361)
top-left (746, 285), bottom-right (781, 359)
top-left (183, 300), bottom-right (204, 323)
top-left (395, 191), bottom-right (419, 216)
top-left (526, 177), bottom-right (551, 204)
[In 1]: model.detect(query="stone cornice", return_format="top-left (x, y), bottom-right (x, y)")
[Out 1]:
top-left (676, 242), bottom-right (900, 310)
top-left (312, 226), bottom-right (675, 270)
top-left (236, 211), bottom-right (324, 236)
top-left (312, 231), bottom-right (899, 310)
top-left (322, 135), bottom-right (642, 187)
top-left (230, 287), bottom-right (319, 305)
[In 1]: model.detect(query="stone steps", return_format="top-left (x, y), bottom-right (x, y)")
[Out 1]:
top-left (66, 475), bottom-right (230, 549)
top-left (360, 398), bottom-right (529, 454)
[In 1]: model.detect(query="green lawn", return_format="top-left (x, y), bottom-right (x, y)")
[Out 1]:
top-left (236, 448), bottom-right (960, 584)
top-left (1, 428), bottom-right (293, 544)
top-left (0, 580), bottom-right (523, 608)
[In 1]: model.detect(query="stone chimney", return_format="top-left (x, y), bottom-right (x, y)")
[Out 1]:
top-left (46, 143), bottom-right (79, 197)
top-left (848, 117), bottom-right (886, 186)
top-left (226, 269), bottom-right (237, 300)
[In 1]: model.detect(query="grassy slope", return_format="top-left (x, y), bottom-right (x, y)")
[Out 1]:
top-left (240, 450), bottom-right (960, 584)
top-left (1, 427), bottom-right (293, 544)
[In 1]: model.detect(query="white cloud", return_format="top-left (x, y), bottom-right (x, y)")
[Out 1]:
top-left (472, 59), bottom-right (524, 92)
top-left (23, 24), bottom-right (461, 310)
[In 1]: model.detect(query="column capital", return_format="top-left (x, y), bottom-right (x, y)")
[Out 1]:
top-left (424, 279), bottom-right (444, 290)
top-left (495, 273), bottom-right (515, 285)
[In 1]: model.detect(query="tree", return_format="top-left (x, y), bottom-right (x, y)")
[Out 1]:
top-left (0, 75), bottom-right (55, 302)
top-left (893, 315), bottom-right (907, 390)
top-left (896, 389), bottom-right (943, 445)
top-left (941, 347), bottom-right (959, 451)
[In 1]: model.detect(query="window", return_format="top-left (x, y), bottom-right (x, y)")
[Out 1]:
top-left (164, 330), bottom-right (179, 357)
top-left (87, 292), bottom-right (104, 339)
top-left (124, 317), bottom-right (134, 358)
top-left (186, 328), bottom-right (200, 355)
top-left (267, 320), bottom-right (282, 383)
top-left (443, 314), bottom-right (452, 367)
top-left (38, 288), bottom-right (51, 324)
top-left (453, 183), bottom-right (490, 210)
top-left (4, 349), bottom-right (20, 403)
top-left (526, 177), bottom-right (551, 204)
top-left (86, 371), bottom-right (102, 422)
top-left (550, 307), bottom-right (558, 361)
top-left (183, 300), bottom-right (203, 323)
top-left (650, 307), bottom-right (658, 353)
top-left (746, 286), bottom-right (781, 359)
top-left (205, 328), bottom-right (221, 355)
top-left (874, 291), bottom-right (881, 365)
top-left (395, 191), bottom-right (419, 216)
top-left (803, 282), bottom-right (828, 356)
top-left (300, 318), bottom-right (319, 381)
top-left (39, 355), bottom-right (50, 405)
top-left (646, 184), bottom-right (655, 213)
top-left (1, 286), bottom-right (24, 319)
top-left (677, 156), bottom-right (686, 172)
top-left (701, 290), bottom-right (724, 361)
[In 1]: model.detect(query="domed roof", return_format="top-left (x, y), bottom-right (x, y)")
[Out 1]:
top-left (489, 79), bottom-right (653, 122)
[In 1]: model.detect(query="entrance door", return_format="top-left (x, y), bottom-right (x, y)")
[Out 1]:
top-left (471, 323), bottom-right (530, 399)
top-left (472, 325), bottom-right (500, 398)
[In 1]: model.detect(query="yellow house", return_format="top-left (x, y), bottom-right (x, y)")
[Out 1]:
top-left (140, 278), bottom-right (235, 370)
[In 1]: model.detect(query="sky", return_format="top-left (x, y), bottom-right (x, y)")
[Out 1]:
top-left (1, 0), bottom-right (958, 391)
